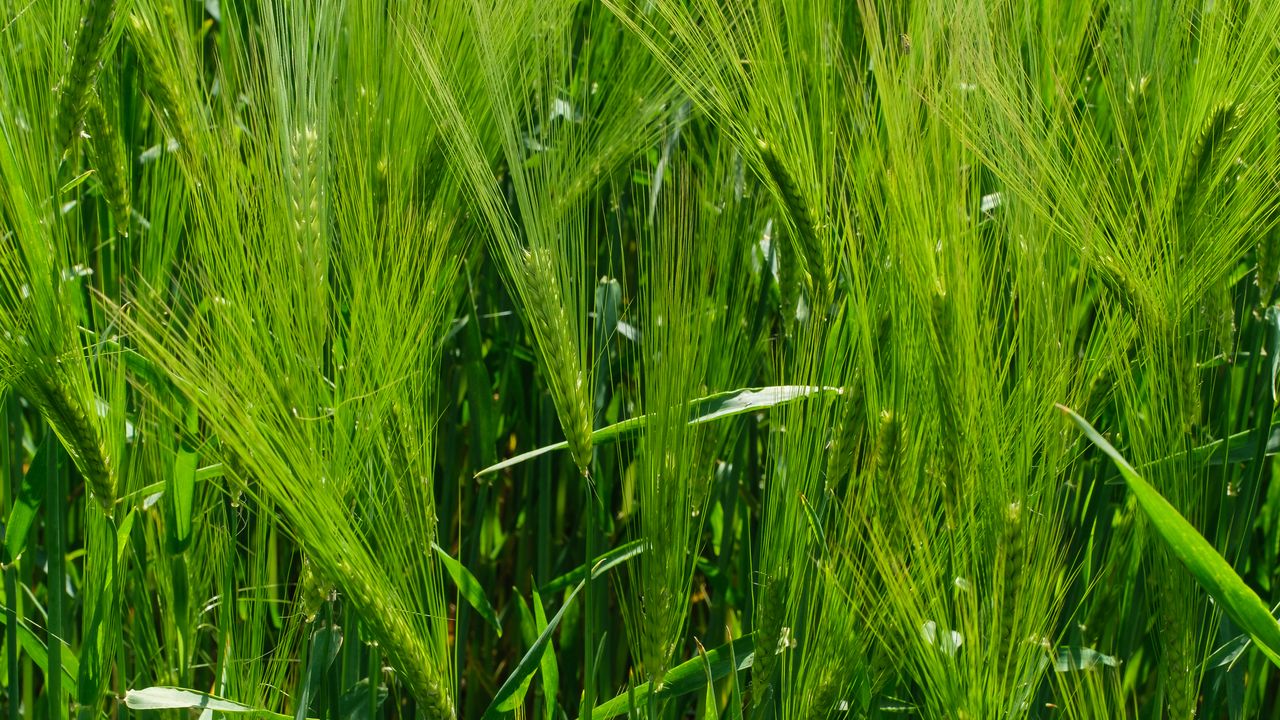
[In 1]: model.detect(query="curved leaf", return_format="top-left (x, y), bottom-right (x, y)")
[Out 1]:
top-left (433, 543), bottom-right (502, 637)
top-left (476, 386), bottom-right (840, 478)
top-left (1059, 405), bottom-right (1280, 668)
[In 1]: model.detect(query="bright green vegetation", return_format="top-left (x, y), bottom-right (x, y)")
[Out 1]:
top-left (3, 1), bottom-right (1280, 718)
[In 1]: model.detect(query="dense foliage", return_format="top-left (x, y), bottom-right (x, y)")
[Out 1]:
top-left (4, 1), bottom-right (1280, 718)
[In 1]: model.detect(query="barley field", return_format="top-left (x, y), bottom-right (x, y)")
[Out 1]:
top-left (3, 1), bottom-right (1280, 718)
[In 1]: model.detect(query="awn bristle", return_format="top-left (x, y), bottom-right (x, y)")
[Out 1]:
top-left (55, 0), bottom-right (117, 153)
top-left (520, 246), bottom-right (592, 476)
top-left (757, 139), bottom-right (828, 299)
top-left (86, 96), bottom-right (131, 237)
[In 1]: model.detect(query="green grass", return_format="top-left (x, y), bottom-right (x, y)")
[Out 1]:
top-left (3, 1), bottom-right (1280, 718)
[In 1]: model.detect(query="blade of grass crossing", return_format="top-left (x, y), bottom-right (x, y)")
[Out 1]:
top-left (1060, 405), bottom-right (1280, 667)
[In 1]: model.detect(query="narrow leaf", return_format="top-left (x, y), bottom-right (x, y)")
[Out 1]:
top-left (591, 634), bottom-right (755, 720)
top-left (125, 687), bottom-right (296, 720)
top-left (433, 543), bottom-right (502, 637)
top-left (540, 539), bottom-right (645, 594)
top-left (476, 386), bottom-right (839, 478)
top-left (482, 581), bottom-right (584, 719)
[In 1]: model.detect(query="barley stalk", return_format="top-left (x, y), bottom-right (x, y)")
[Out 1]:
top-left (85, 95), bottom-right (131, 237)
top-left (55, 0), bottom-right (117, 153)
top-left (757, 139), bottom-right (828, 299)
top-left (520, 246), bottom-right (592, 475)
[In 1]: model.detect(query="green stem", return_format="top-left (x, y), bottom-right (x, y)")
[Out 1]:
top-left (3, 396), bottom-right (20, 720)
top-left (45, 437), bottom-right (64, 720)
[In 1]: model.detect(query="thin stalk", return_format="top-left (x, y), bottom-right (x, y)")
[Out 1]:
top-left (45, 437), bottom-right (64, 720)
top-left (3, 396), bottom-right (19, 720)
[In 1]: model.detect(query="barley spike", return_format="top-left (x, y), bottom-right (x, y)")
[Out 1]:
top-left (757, 138), bottom-right (828, 299)
top-left (55, 0), bottom-right (118, 153)
top-left (521, 247), bottom-right (592, 475)
top-left (25, 372), bottom-right (113, 512)
top-left (85, 95), bottom-right (131, 237)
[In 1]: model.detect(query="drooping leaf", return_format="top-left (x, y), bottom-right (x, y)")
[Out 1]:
top-left (295, 625), bottom-right (343, 720)
top-left (0, 608), bottom-right (79, 693)
top-left (337, 679), bottom-right (387, 720)
top-left (433, 543), bottom-right (502, 637)
top-left (476, 386), bottom-right (840, 478)
top-left (1060, 405), bottom-right (1280, 668)
top-left (540, 539), bottom-right (645, 594)
top-left (125, 687), bottom-right (297, 720)
top-left (3, 434), bottom-right (53, 560)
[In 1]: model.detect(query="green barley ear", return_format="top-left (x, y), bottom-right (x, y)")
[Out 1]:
top-left (751, 570), bottom-right (788, 711)
top-left (288, 124), bottom-right (328, 319)
top-left (1156, 552), bottom-right (1197, 720)
top-left (296, 555), bottom-right (334, 623)
top-left (1175, 102), bottom-right (1238, 225)
top-left (332, 563), bottom-right (456, 720)
top-left (873, 409), bottom-right (900, 480)
top-left (930, 288), bottom-right (962, 495)
top-left (521, 247), bottom-right (593, 476)
top-left (825, 380), bottom-right (866, 493)
top-left (55, 0), bottom-right (118, 153)
top-left (24, 372), bottom-right (113, 512)
top-left (757, 138), bottom-right (828, 300)
top-left (128, 12), bottom-right (197, 160)
top-left (999, 501), bottom-right (1025, 662)
top-left (85, 94), bottom-right (131, 237)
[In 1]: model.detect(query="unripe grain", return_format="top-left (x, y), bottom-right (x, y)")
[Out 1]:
top-left (26, 373), bottom-right (113, 512)
top-left (751, 571), bottom-right (787, 709)
top-left (1175, 102), bottom-right (1237, 228)
top-left (338, 569), bottom-right (455, 719)
top-left (85, 96), bottom-right (130, 237)
top-left (824, 381), bottom-right (865, 492)
top-left (521, 247), bottom-right (592, 475)
top-left (757, 139), bottom-right (828, 299)
top-left (56, 0), bottom-right (117, 152)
